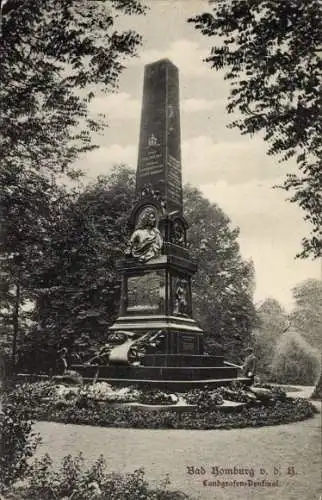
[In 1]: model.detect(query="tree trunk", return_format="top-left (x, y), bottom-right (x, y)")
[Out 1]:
top-left (12, 283), bottom-right (20, 372)
top-left (311, 372), bottom-right (322, 400)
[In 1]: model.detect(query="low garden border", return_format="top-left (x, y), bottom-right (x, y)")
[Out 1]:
top-left (3, 381), bottom-right (318, 431)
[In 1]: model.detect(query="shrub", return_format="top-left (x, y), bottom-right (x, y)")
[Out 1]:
top-left (138, 390), bottom-right (178, 405)
top-left (269, 386), bottom-right (287, 400)
top-left (11, 454), bottom-right (189, 500)
top-left (184, 385), bottom-right (264, 407)
top-left (271, 330), bottom-right (321, 385)
top-left (4, 381), bottom-right (57, 411)
top-left (184, 388), bottom-right (224, 409)
top-left (0, 398), bottom-right (41, 492)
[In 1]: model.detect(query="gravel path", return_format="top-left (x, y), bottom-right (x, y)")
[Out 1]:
top-left (34, 401), bottom-right (321, 500)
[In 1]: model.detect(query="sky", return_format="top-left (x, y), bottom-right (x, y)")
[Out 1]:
top-left (75, 0), bottom-right (320, 311)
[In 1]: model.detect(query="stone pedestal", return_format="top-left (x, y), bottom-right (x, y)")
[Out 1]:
top-left (110, 253), bottom-right (204, 358)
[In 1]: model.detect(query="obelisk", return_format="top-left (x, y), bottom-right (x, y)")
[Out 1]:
top-left (136, 59), bottom-right (182, 214)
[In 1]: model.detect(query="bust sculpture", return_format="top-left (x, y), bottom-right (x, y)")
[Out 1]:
top-left (126, 206), bottom-right (163, 262)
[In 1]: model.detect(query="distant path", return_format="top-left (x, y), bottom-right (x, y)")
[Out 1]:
top-left (282, 384), bottom-right (316, 400)
top-left (34, 394), bottom-right (321, 500)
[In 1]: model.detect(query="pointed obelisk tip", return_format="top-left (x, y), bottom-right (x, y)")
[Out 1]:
top-left (145, 58), bottom-right (179, 71)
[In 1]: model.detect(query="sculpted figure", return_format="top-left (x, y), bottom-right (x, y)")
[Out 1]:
top-left (173, 221), bottom-right (185, 245)
top-left (242, 347), bottom-right (257, 381)
top-left (174, 279), bottom-right (188, 315)
top-left (126, 207), bottom-right (163, 262)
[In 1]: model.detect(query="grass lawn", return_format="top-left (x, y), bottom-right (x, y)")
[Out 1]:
top-left (34, 400), bottom-right (321, 500)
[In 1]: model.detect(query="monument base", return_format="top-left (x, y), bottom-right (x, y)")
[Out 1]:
top-left (72, 352), bottom-right (252, 390)
top-left (71, 362), bottom-right (251, 391)
top-left (71, 255), bottom-right (251, 389)
top-left (109, 315), bottom-right (204, 357)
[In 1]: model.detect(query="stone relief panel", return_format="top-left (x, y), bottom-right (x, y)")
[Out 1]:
top-left (126, 271), bottom-right (165, 313)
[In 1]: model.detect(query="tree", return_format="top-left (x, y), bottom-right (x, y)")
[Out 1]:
top-left (289, 278), bottom-right (322, 351)
top-left (189, 1), bottom-right (322, 258)
top-left (289, 278), bottom-right (322, 398)
top-left (0, 165), bottom-right (72, 369)
top-left (271, 327), bottom-right (320, 385)
top-left (252, 298), bottom-right (288, 379)
top-left (184, 185), bottom-right (256, 363)
top-left (1, 0), bottom-right (145, 369)
top-left (1, 0), bottom-right (146, 177)
top-left (20, 165), bottom-right (136, 372)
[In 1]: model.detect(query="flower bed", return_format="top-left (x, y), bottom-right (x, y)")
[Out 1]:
top-left (29, 398), bottom-right (317, 430)
top-left (5, 382), bottom-right (318, 430)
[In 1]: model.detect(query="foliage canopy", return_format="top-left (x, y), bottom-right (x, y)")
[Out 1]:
top-left (271, 328), bottom-right (320, 385)
top-left (184, 185), bottom-right (256, 362)
top-left (252, 298), bottom-right (288, 379)
top-left (189, 0), bottom-right (322, 258)
top-left (0, 0), bottom-right (145, 367)
top-left (290, 278), bottom-right (322, 351)
top-left (1, 0), bottom-right (145, 177)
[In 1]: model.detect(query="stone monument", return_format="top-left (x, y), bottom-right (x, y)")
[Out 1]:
top-left (74, 59), bottom-right (250, 389)
top-left (109, 58), bottom-right (203, 356)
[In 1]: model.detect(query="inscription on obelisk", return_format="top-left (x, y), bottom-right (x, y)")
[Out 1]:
top-left (136, 59), bottom-right (182, 213)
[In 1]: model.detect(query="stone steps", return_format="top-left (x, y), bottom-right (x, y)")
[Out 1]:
top-left (72, 363), bottom-right (239, 381)
top-left (80, 376), bottom-right (252, 391)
